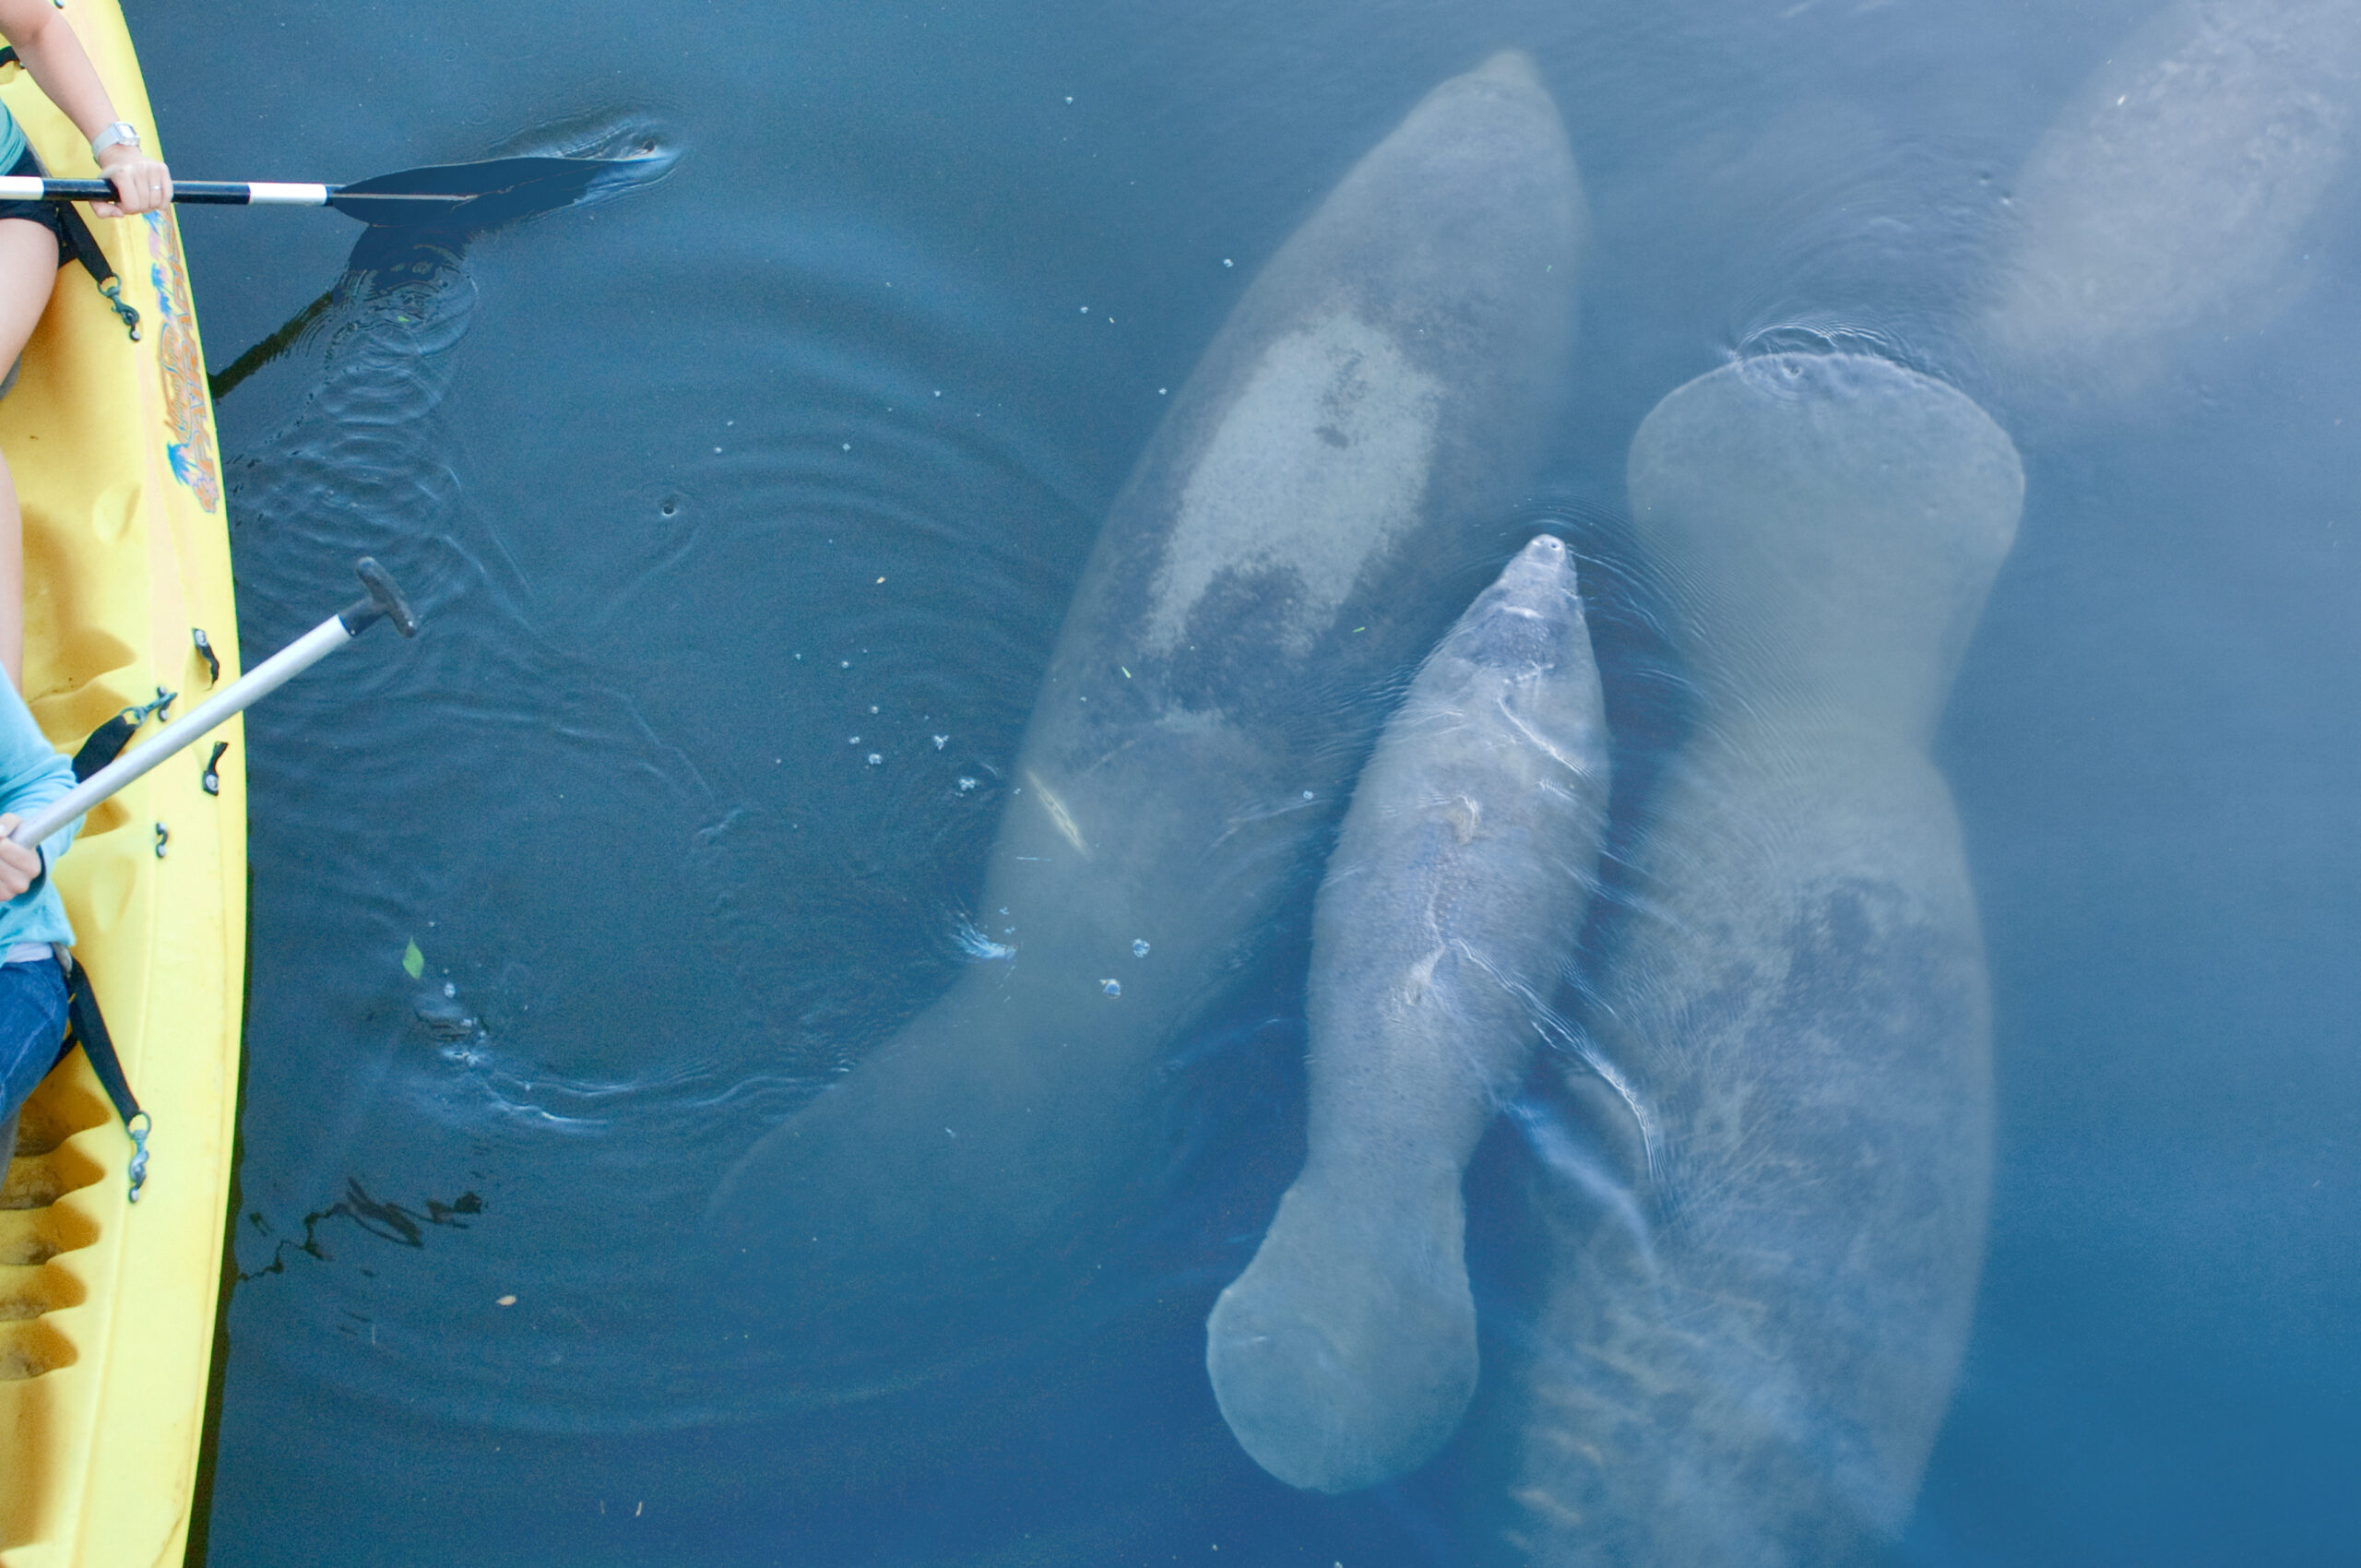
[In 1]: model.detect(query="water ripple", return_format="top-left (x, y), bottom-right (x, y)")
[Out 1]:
top-left (220, 124), bottom-right (1096, 1432)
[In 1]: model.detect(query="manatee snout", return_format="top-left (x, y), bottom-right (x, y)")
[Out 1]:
top-left (1446, 534), bottom-right (1584, 671)
top-left (1500, 530), bottom-right (1566, 578)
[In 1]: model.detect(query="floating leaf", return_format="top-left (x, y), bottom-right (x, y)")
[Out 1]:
top-left (402, 939), bottom-right (425, 980)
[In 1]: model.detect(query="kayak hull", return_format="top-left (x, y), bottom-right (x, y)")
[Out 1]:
top-left (0, 3), bottom-right (244, 1562)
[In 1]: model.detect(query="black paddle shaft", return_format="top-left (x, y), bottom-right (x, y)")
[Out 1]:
top-left (1, 154), bottom-right (658, 226)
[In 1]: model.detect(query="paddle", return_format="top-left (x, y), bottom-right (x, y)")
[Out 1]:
top-left (0, 152), bottom-right (659, 227)
top-left (8, 558), bottom-right (419, 855)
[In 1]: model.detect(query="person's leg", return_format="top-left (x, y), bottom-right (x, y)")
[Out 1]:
top-left (0, 957), bottom-right (70, 1171)
top-left (0, 217), bottom-right (63, 690)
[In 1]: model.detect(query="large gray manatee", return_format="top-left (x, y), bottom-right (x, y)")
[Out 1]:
top-left (1469, 352), bottom-right (2019, 1565)
top-left (1974, 0), bottom-right (2361, 409)
top-left (1207, 532), bottom-right (1610, 1494)
top-left (706, 52), bottom-right (1586, 1398)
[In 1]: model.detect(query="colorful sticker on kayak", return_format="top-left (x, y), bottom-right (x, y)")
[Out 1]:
top-left (144, 210), bottom-right (220, 514)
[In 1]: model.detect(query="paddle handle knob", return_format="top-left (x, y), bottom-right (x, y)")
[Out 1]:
top-left (339, 557), bottom-right (419, 637)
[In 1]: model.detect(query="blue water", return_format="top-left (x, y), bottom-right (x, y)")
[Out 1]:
top-left (119, 0), bottom-right (2361, 1562)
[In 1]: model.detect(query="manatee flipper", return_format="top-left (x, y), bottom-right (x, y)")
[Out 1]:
top-left (1471, 353), bottom-right (2018, 1565)
top-left (705, 53), bottom-right (1587, 1400)
top-left (1975, 0), bottom-right (2361, 407)
top-left (1205, 535), bottom-right (1609, 1493)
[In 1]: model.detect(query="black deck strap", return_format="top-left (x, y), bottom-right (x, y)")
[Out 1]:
top-left (0, 47), bottom-right (137, 336)
top-left (193, 626), bottom-right (219, 683)
top-left (56, 200), bottom-right (140, 339)
top-left (202, 741), bottom-right (227, 796)
top-left (71, 686), bottom-right (176, 780)
top-left (56, 956), bottom-right (149, 1202)
top-left (71, 711), bottom-right (139, 780)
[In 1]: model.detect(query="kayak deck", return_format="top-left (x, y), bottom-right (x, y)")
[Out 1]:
top-left (0, 2), bottom-right (244, 1563)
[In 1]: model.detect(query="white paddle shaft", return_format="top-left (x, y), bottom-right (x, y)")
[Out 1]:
top-left (9, 614), bottom-right (352, 852)
top-left (242, 182), bottom-right (333, 205)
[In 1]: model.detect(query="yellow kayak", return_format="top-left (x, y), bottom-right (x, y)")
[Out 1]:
top-left (0, 1), bottom-right (244, 1562)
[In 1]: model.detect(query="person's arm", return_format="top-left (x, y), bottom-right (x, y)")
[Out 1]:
top-left (0, 0), bottom-right (170, 219)
top-left (0, 683), bottom-right (75, 900)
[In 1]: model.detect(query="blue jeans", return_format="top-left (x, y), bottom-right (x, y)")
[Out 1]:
top-left (0, 958), bottom-right (69, 1140)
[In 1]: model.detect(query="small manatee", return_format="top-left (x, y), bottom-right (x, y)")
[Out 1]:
top-left (1208, 534), bottom-right (1610, 1493)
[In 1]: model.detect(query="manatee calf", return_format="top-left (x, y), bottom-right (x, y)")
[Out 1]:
top-left (1975, 0), bottom-right (2361, 406)
top-left (1470, 353), bottom-right (2019, 1566)
top-left (706, 53), bottom-right (1586, 1398)
top-left (1206, 533), bottom-right (1609, 1494)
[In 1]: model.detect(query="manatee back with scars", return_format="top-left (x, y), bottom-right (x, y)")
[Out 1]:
top-left (1466, 355), bottom-right (2017, 1566)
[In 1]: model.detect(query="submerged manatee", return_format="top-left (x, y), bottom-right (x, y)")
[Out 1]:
top-left (706, 53), bottom-right (1586, 1397)
top-left (1470, 353), bottom-right (2018, 1566)
top-left (1207, 533), bottom-right (1610, 1494)
top-left (1975, 0), bottom-right (2361, 407)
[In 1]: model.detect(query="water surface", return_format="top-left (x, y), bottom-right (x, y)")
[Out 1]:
top-left (120, 0), bottom-right (2361, 1562)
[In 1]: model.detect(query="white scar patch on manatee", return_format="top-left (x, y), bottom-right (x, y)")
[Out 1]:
top-left (1024, 769), bottom-right (1092, 859)
top-left (1145, 311), bottom-right (1442, 656)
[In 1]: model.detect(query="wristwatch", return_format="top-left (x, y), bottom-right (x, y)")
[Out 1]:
top-left (89, 122), bottom-right (140, 157)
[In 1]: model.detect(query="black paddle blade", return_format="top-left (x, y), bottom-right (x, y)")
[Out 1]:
top-left (328, 154), bottom-right (666, 227)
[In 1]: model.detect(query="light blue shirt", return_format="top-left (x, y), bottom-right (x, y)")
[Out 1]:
top-left (0, 97), bottom-right (24, 174)
top-left (0, 678), bottom-right (79, 950)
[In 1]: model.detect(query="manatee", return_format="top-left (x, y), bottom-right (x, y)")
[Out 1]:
top-left (1206, 532), bottom-right (1610, 1494)
top-left (1975, 0), bottom-right (2361, 407)
top-left (1468, 352), bottom-right (2019, 1566)
top-left (706, 52), bottom-right (1587, 1399)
